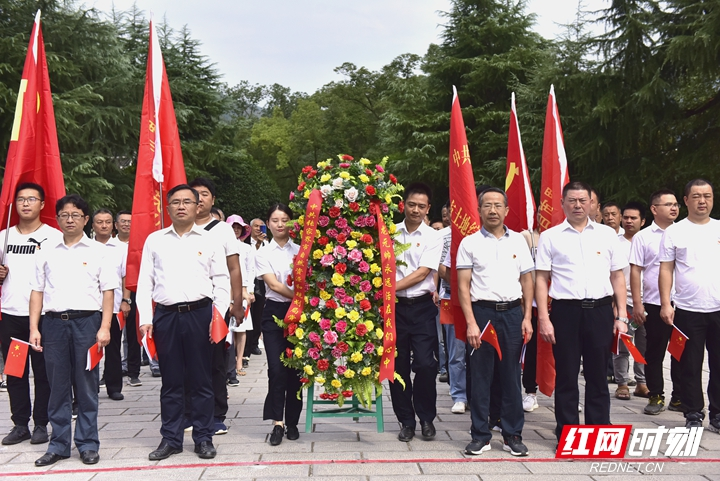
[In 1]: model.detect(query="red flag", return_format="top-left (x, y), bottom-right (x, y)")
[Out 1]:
top-left (536, 85), bottom-right (570, 398)
top-left (505, 92), bottom-right (536, 232)
top-left (4, 338), bottom-right (30, 378)
top-left (211, 305), bottom-right (229, 344)
top-left (117, 311), bottom-right (126, 330)
top-left (0, 11), bottom-right (65, 233)
top-left (480, 321), bottom-right (502, 361)
top-left (142, 332), bottom-right (157, 361)
top-left (439, 299), bottom-right (454, 325)
top-left (448, 87), bottom-right (482, 342)
top-left (667, 325), bottom-right (688, 362)
top-left (620, 333), bottom-right (647, 364)
top-left (86, 342), bottom-right (104, 370)
top-left (125, 19), bottom-right (187, 291)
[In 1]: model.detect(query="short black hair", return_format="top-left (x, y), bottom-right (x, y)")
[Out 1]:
top-left (115, 210), bottom-right (131, 221)
top-left (56, 194), bottom-right (90, 217)
top-left (478, 187), bottom-right (508, 206)
top-left (92, 208), bottom-right (113, 222)
top-left (622, 201), bottom-right (646, 219)
top-left (475, 184), bottom-right (492, 197)
top-left (404, 182), bottom-right (432, 203)
top-left (429, 218), bottom-right (443, 226)
top-left (189, 177), bottom-right (216, 198)
top-left (15, 182), bottom-right (45, 201)
top-left (684, 178), bottom-right (713, 198)
top-left (562, 181), bottom-right (592, 199)
top-left (166, 184), bottom-right (199, 203)
top-left (649, 189), bottom-right (676, 206)
top-left (266, 203), bottom-right (293, 221)
top-left (210, 207), bottom-right (221, 216)
top-left (602, 201), bottom-right (620, 211)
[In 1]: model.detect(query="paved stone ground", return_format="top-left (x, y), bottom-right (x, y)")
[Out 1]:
top-left (0, 348), bottom-right (717, 480)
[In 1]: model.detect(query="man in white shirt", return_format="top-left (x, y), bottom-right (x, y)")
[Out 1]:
top-left (631, 189), bottom-right (682, 415)
top-left (659, 179), bottom-right (720, 432)
top-left (457, 188), bottom-right (534, 457)
top-left (245, 218), bottom-right (268, 359)
top-left (391, 183), bottom-right (443, 442)
top-left (189, 178), bottom-right (243, 436)
top-left (613, 202), bottom-right (647, 400)
top-left (0, 183), bottom-right (62, 446)
top-left (536, 182), bottom-right (629, 441)
top-left (29, 194), bottom-right (117, 467)
top-left (602, 202), bottom-right (625, 236)
top-left (137, 184), bottom-right (230, 461)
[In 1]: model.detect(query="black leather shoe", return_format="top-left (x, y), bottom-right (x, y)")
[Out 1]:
top-left (151, 367), bottom-right (161, 377)
top-left (35, 452), bottom-right (69, 467)
top-left (421, 421), bottom-right (436, 440)
top-left (148, 441), bottom-right (182, 460)
top-left (30, 425), bottom-right (49, 444)
top-left (2, 426), bottom-right (31, 445)
top-left (80, 450), bottom-right (100, 465)
top-left (286, 425), bottom-right (299, 440)
top-left (194, 441), bottom-right (216, 459)
top-left (108, 392), bottom-right (124, 401)
top-left (251, 347), bottom-right (262, 355)
top-left (269, 425), bottom-right (284, 446)
top-left (398, 425), bottom-right (415, 442)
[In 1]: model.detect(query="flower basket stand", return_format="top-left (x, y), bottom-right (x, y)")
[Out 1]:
top-left (304, 385), bottom-right (384, 433)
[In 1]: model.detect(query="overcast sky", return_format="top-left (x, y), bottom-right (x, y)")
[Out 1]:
top-left (87, 0), bottom-right (609, 94)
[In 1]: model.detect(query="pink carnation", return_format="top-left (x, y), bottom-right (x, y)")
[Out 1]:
top-left (364, 342), bottom-right (375, 353)
top-left (336, 365), bottom-right (347, 375)
top-left (326, 228), bottom-right (338, 238)
top-left (374, 291), bottom-right (383, 300)
top-left (333, 246), bottom-right (347, 258)
top-left (335, 218), bottom-right (348, 229)
top-left (376, 165), bottom-right (384, 173)
top-left (309, 297), bottom-right (320, 307)
top-left (320, 319), bottom-right (332, 330)
top-left (335, 321), bottom-right (347, 333)
top-left (324, 330), bottom-right (338, 344)
top-left (308, 332), bottom-right (321, 343)
top-left (348, 249), bottom-right (363, 262)
top-left (359, 280), bottom-right (372, 292)
top-left (332, 348), bottom-right (343, 358)
top-left (381, 203), bottom-right (389, 213)
top-left (320, 254), bottom-right (335, 267)
top-left (349, 275), bottom-right (362, 285)
top-left (289, 191), bottom-right (295, 200)
top-left (318, 216), bottom-right (329, 227)
top-left (339, 162), bottom-right (351, 168)
top-left (354, 217), bottom-right (366, 227)
top-left (365, 216), bottom-right (376, 227)
top-left (344, 296), bottom-right (354, 305)
top-left (358, 261), bottom-right (370, 274)
top-left (308, 348), bottom-right (320, 360)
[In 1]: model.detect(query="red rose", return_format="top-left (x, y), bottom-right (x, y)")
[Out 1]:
top-left (287, 323), bottom-right (297, 335)
top-left (317, 280), bottom-right (327, 290)
top-left (308, 169), bottom-right (317, 178)
top-left (336, 233), bottom-right (347, 244)
top-left (361, 234), bottom-right (373, 244)
top-left (360, 299), bottom-right (371, 311)
top-left (338, 341), bottom-right (349, 353)
top-left (355, 324), bottom-right (368, 336)
top-left (289, 230), bottom-right (297, 238)
top-left (298, 181), bottom-right (306, 191)
top-left (398, 201), bottom-right (405, 213)
top-left (325, 165), bottom-right (333, 170)
top-left (326, 299), bottom-right (338, 309)
top-left (389, 174), bottom-right (397, 184)
top-left (302, 165), bottom-right (312, 173)
top-left (342, 154), bottom-right (354, 161)
top-left (286, 348), bottom-right (293, 358)
top-left (342, 390), bottom-right (353, 397)
top-left (368, 203), bottom-right (377, 215)
top-left (300, 377), bottom-right (309, 384)
top-left (318, 236), bottom-right (329, 246)
top-left (365, 168), bottom-right (373, 176)
top-left (286, 274), bottom-right (294, 287)
top-left (317, 359), bottom-right (330, 371)
top-left (365, 185), bottom-right (376, 196)
top-left (349, 202), bottom-right (359, 212)
top-left (335, 263), bottom-right (347, 275)
top-left (329, 207), bottom-right (341, 218)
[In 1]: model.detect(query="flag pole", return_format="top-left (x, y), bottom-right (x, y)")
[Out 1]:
top-left (1, 203), bottom-right (13, 265)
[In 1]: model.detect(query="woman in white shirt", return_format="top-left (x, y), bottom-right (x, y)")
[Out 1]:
top-left (254, 204), bottom-right (302, 446)
top-left (226, 215), bottom-right (254, 378)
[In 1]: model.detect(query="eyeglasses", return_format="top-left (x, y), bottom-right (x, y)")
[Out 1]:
top-left (16, 197), bottom-right (40, 205)
top-left (57, 213), bottom-right (85, 221)
top-left (168, 200), bottom-right (198, 207)
top-left (653, 203), bottom-right (680, 208)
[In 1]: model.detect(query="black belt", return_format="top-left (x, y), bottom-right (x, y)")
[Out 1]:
top-left (396, 293), bottom-right (433, 305)
top-left (473, 299), bottom-right (522, 312)
top-left (156, 297), bottom-right (212, 313)
top-left (46, 310), bottom-right (98, 320)
top-left (555, 296), bottom-right (613, 309)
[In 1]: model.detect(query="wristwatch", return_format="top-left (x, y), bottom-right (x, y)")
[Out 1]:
top-left (617, 317), bottom-right (629, 324)
top-left (122, 298), bottom-right (132, 305)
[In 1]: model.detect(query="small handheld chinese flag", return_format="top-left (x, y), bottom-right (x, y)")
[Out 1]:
top-left (439, 299), bottom-right (454, 325)
top-left (667, 325), bottom-right (688, 362)
top-left (620, 333), bottom-right (646, 364)
top-left (117, 311), bottom-right (126, 330)
top-left (211, 306), bottom-right (229, 344)
top-left (142, 332), bottom-right (157, 361)
top-left (4, 338), bottom-right (30, 378)
top-left (481, 321), bottom-right (502, 361)
top-left (86, 343), bottom-right (103, 371)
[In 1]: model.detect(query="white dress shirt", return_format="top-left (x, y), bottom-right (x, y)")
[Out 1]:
top-left (238, 240), bottom-right (255, 288)
top-left (628, 222), bottom-right (669, 306)
top-left (456, 226), bottom-right (534, 302)
top-left (617, 235), bottom-right (635, 307)
top-left (255, 239), bottom-right (299, 302)
top-left (95, 239), bottom-right (127, 313)
top-left (659, 218), bottom-right (720, 313)
top-left (395, 220), bottom-right (443, 298)
top-left (0, 224), bottom-right (62, 316)
top-left (31, 234), bottom-right (119, 312)
top-left (136, 225), bottom-right (231, 325)
top-left (536, 219), bottom-right (628, 300)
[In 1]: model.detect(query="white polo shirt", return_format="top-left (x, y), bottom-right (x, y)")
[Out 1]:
top-left (536, 219), bottom-right (628, 300)
top-left (456, 226), bottom-right (534, 302)
top-left (31, 234), bottom-right (119, 313)
top-left (255, 239), bottom-right (299, 303)
top-left (617, 235), bottom-right (635, 307)
top-left (197, 218), bottom-right (241, 258)
top-left (0, 224), bottom-right (62, 316)
top-left (136, 225), bottom-right (231, 324)
top-left (395, 220), bottom-right (443, 298)
top-left (629, 222), bottom-right (670, 306)
top-left (94, 239), bottom-right (127, 313)
top-left (659, 218), bottom-right (720, 313)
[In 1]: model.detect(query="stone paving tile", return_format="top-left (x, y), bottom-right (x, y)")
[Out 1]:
top-left (370, 476), bottom-right (480, 481)
top-left (312, 461), bottom-right (421, 476)
top-left (260, 451), bottom-right (361, 461)
top-left (419, 461), bottom-right (531, 474)
top-left (93, 467), bottom-right (207, 481)
top-left (361, 450), bottom-right (464, 460)
top-left (200, 464), bottom-right (309, 479)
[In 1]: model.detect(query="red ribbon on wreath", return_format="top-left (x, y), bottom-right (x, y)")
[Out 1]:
top-left (284, 189), bottom-right (322, 325)
top-left (372, 201), bottom-right (397, 383)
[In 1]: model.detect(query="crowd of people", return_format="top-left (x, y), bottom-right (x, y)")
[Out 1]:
top-left (0, 176), bottom-right (717, 467)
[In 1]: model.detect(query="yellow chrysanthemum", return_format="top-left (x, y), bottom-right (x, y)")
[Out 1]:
top-left (331, 379), bottom-right (342, 388)
top-left (298, 215), bottom-right (304, 226)
top-left (324, 244), bottom-right (333, 254)
top-left (376, 328), bottom-right (384, 339)
top-left (343, 369), bottom-right (356, 378)
top-left (370, 263), bottom-right (381, 274)
top-left (377, 346), bottom-right (384, 356)
top-left (316, 377), bottom-right (325, 384)
top-left (354, 292), bottom-right (366, 301)
top-left (339, 172), bottom-right (350, 180)
top-left (311, 311), bottom-right (321, 321)
top-left (351, 231), bottom-right (362, 239)
top-left (358, 174), bottom-right (369, 183)
top-left (319, 290), bottom-right (331, 301)
top-left (346, 240), bottom-right (357, 249)
top-left (320, 173), bottom-right (331, 182)
top-left (350, 352), bottom-right (363, 363)
top-left (363, 249), bottom-right (374, 260)
top-left (304, 365), bottom-right (314, 375)
top-left (364, 321), bottom-right (374, 331)
top-left (295, 328), bottom-right (305, 340)
top-left (385, 195), bottom-right (392, 204)
top-left (331, 273), bottom-right (345, 286)
top-left (304, 189), bottom-right (310, 199)
top-left (335, 307), bottom-right (347, 318)
top-left (360, 158), bottom-right (371, 165)
top-left (347, 310), bottom-right (360, 322)
top-left (372, 277), bottom-right (383, 288)
top-left (313, 249), bottom-right (324, 259)
top-left (299, 314), bottom-right (307, 324)
top-left (295, 347), bottom-right (303, 357)
top-left (388, 223), bottom-right (396, 234)
top-left (317, 161), bottom-right (328, 169)
top-left (361, 367), bottom-right (372, 376)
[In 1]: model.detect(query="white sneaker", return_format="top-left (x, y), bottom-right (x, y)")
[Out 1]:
top-left (451, 401), bottom-right (466, 414)
top-left (522, 393), bottom-right (538, 412)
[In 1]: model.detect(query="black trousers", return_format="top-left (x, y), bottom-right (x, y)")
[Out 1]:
top-left (262, 300), bottom-right (302, 426)
top-left (211, 310), bottom-right (230, 421)
top-left (0, 313), bottom-right (50, 427)
top-left (244, 291), bottom-right (265, 357)
top-left (674, 308), bottom-right (720, 417)
top-left (389, 298), bottom-right (439, 428)
top-left (551, 301), bottom-right (614, 439)
top-left (103, 314), bottom-right (123, 395)
top-left (644, 303), bottom-right (681, 400)
top-left (153, 303), bottom-right (214, 449)
top-left (522, 312), bottom-right (539, 394)
top-left (124, 292), bottom-right (141, 378)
